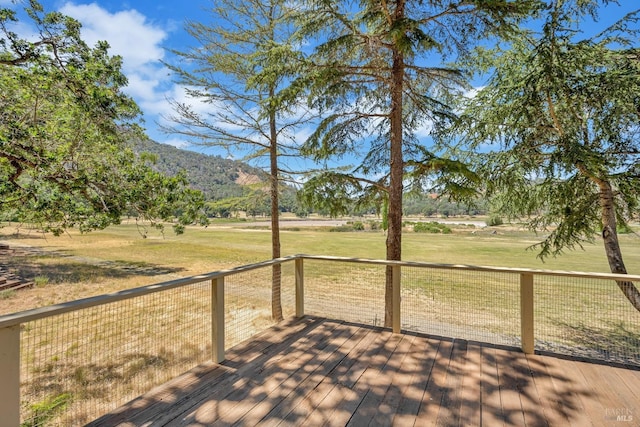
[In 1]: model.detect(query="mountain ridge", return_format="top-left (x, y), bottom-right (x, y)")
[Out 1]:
top-left (131, 139), bottom-right (267, 200)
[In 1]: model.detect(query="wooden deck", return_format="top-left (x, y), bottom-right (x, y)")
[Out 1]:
top-left (91, 316), bottom-right (640, 426)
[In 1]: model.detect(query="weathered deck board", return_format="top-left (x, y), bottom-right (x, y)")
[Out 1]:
top-left (456, 341), bottom-right (482, 426)
top-left (89, 316), bottom-right (640, 427)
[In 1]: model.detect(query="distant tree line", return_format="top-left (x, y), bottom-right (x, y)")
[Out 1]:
top-left (134, 139), bottom-right (489, 219)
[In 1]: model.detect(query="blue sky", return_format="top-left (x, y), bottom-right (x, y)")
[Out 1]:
top-left (36, 0), bottom-right (210, 151)
top-left (3, 1), bottom-right (638, 159)
top-left (2, 0), bottom-right (212, 151)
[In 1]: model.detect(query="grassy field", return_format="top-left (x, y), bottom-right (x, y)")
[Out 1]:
top-left (2, 218), bottom-right (639, 425)
top-left (1, 218), bottom-right (639, 315)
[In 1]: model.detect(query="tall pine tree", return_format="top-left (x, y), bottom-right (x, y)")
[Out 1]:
top-left (452, 0), bottom-right (640, 310)
top-left (297, 0), bottom-right (537, 326)
top-left (164, 0), bottom-right (312, 320)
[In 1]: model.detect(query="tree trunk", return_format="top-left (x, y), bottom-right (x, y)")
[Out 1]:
top-left (385, 0), bottom-right (406, 328)
top-left (598, 180), bottom-right (640, 312)
top-left (270, 107), bottom-right (283, 321)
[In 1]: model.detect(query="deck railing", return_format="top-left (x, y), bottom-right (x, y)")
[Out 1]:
top-left (1, 255), bottom-right (639, 426)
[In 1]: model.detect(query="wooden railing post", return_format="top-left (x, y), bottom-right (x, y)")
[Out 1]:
top-left (520, 273), bottom-right (534, 354)
top-left (0, 325), bottom-right (20, 427)
top-left (211, 277), bottom-right (225, 363)
top-left (295, 258), bottom-right (304, 318)
top-left (392, 265), bottom-right (401, 334)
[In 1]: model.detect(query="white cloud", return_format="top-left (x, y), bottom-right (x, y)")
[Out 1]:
top-left (156, 85), bottom-right (210, 117)
top-left (156, 84), bottom-right (257, 135)
top-left (161, 138), bottom-right (191, 149)
top-left (58, 3), bottom-right (177, 142)
top-left (124, 72), bottom-right (161, 103)
top-left (290, 125), bottom-right (314, 146)
top-left (413, 122), bottom-right (434, 139)
top-left (59, 3), bottom-right (166, 69)
top-left (464, 86), bottom-right (484, 99)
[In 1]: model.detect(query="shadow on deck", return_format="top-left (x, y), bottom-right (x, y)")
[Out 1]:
top-left (89, 316), bottom-right (639, 426)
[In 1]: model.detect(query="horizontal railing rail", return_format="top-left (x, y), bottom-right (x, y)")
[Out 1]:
top-left (299, 255), bottom-right (640, 364)
top-left (298, 254), bottom-right (640, 281)
top-left (1, 254), bottom-right (639, 426)
top-left (0, 256), bottom-right (299, 427)
top-left (0, 256), bottom-right (298, 329)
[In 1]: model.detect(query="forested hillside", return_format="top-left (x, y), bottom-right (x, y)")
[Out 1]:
top-left (131, 139), bottom-right (267, 201)
top-left (130, 139), bottom-right (487, 218)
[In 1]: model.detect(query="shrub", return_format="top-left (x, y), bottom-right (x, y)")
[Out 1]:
top-left (329, 225), bottom-right (355, 232)
top-left (23, 393), bottom-right (72, 427)
top-left (0, 290), bottom-right (16, 300)
top-left (617, 223), bottom-right (634, 234)
top-left (413, 222), bottom-right (438, 233)
top-left (486, 215), bottom-right (503, 226)
top-left (413, 222), bottom-right (452, 234)
top-left (34, 276), bottom-right (49, 288)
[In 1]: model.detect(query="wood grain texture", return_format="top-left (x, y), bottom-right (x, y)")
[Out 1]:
top-left (90, 316), bottom-right (640, 427)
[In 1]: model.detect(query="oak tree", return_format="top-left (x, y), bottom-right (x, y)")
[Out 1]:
top-left (0, 1), bottom-right (205, 236)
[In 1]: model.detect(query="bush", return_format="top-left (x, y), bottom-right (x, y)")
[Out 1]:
top-left (413, 222), bottom-right (452, 234)
top-left (329, 225), bottom-right (355, 232)
top-left (352, 221), bottom-right (365, 231)
top-left (34, 276), bottom-right (49, 288)
top-left (0, 290), bottom-right (16, 300)
top-left (23, 393), bottom-right (72, 427)
top-left (413, 222), bottom-right (438, 233)
top-left (617, 223), bottom-right (634, 234)
top-left (486, 215), bottom-right (503, 226)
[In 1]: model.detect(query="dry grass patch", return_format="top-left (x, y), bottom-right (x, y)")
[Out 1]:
top-left (1, 222), bottom-right (638, 424)
top-left (0, 252), bottom-right (185, 315)
top-left (18, 265), bottom-right (297, 426)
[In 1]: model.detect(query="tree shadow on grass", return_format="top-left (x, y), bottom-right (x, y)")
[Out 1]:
top-left (1, 252), bottom-right (185, 285)
top-left (545, 320), bottom-right (640, 368)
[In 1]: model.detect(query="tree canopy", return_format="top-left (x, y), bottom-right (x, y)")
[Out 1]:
top-left (164, 0), bottom-right (314, 320)
top-left (0, 1), bottom-right (206, 235)
top-left (296, 0), bottom-right (538, 326)
top-left (450, 0), bottom-right (640, 309)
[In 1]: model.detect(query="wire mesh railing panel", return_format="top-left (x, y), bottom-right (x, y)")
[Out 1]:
top-left (20, 281), bottom-right (211, 426)
top-left (303, 260), bottom-right (386, 327)
top-left (13, 255), bottom-right (640, 427)
top-left (224, 262), bottom-right (295, 348)
top-left (534, 276), bottom-right (640, 366)
top-left (401, 267), bottom-right (520, 346)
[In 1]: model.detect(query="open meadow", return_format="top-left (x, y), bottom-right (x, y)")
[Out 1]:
top-left (1, 217), bottom-right (639, 315)
top-left (3, 218), bottom-right (640, 425)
